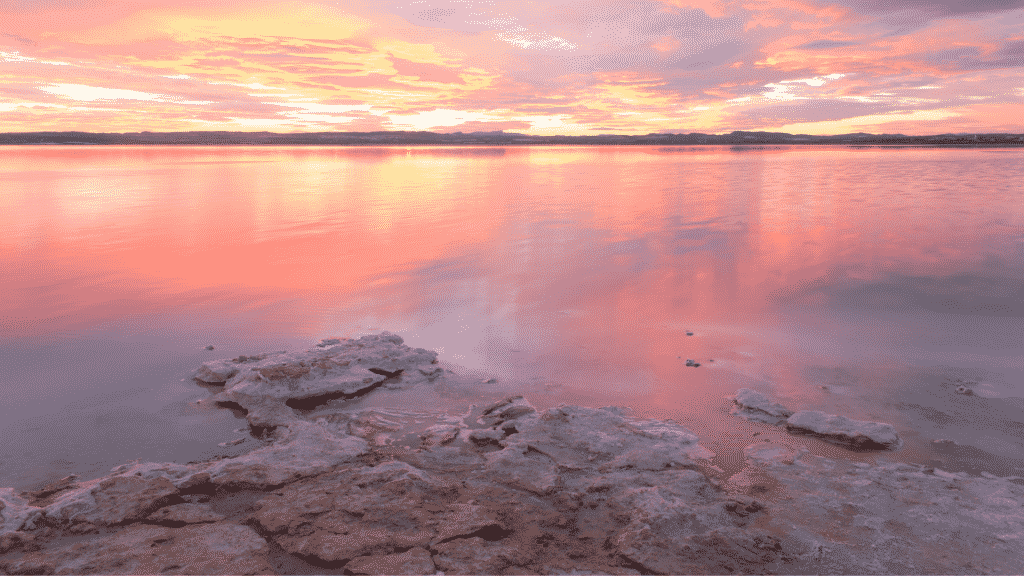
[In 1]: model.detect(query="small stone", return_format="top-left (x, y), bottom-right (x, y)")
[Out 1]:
top-left (205, 345), bottom-right (215, 350)
top-left (483, 377), bottom-right (497, 384)
top-left (955, 386), bottom-right (974, 395)
top-left (686, 331), bottom-right (694, 336)
top-left (692, 363), bottom-right (701, 367)
top-left (685, 359), bottom-right (695, 366)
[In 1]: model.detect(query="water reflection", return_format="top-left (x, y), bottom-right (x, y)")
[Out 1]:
top-left (1, 145), bottom-right (1022, 489)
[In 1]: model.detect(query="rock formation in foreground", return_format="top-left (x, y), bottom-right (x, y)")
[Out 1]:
top-left (2, 333), bottom-right (1023, 575)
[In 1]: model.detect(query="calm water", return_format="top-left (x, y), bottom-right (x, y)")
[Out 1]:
top-left (2, 145), bottom-right (1023, 490)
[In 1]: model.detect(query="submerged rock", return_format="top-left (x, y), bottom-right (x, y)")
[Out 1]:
top-left (4, 334), bottom-right (1023, 575)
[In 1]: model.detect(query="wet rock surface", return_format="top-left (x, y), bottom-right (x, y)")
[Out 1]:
top-left (3, 332), bottom-right (1023, 575)
top-left (729, 387), bottom-right (903, 450)
top-left (785, 410), bottom-right (903, 450)
top-left (728, 387), bottom-right (795, 424)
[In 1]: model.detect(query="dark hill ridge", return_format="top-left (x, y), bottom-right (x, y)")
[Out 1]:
top-left (1, 130), bottom-right (1023, 146)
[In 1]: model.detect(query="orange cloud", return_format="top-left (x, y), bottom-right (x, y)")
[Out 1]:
top-left (2, 0), bottom-right (1024, 135)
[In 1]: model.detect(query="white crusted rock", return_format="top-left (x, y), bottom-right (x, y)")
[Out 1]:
top-left (785, 410), bottom-right (902, 450)
top-left (0, 488), bottom-right (43, 536)
top-left (728, 388), bottom-right (794, 424)
top-left (197, 331), bottom-right (440, 429)
top-left (192, 359), bottom-right (240, 383)
top-left (205, 420), bottom-right (369, 489)
top-left (43, 475), bottom-right (179, 527)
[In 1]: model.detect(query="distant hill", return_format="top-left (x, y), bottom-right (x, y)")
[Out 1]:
top-left (1, 130), bottom-right (1022, 146)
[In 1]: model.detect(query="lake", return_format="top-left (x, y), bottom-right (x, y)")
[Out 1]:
top-left (2, 144), bottom-right (1023, 491)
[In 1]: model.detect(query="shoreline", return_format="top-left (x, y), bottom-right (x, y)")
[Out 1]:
top-left (2, 332), bottom-right (1023, 575)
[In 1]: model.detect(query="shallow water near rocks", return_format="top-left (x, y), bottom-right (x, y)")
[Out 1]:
top-left (1, 145), bottom-right (1023, 491)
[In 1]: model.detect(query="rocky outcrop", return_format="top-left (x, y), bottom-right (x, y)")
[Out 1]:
top-left (3, 333), bottom-right (1023, 575)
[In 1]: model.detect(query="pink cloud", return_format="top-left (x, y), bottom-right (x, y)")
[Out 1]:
top-left (1, 0), bottom-right (1023, 134)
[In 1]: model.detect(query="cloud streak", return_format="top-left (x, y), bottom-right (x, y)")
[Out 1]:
top-left (0, 0), bottom-right (1022, 134)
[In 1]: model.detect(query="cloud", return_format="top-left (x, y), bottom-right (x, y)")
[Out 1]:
top-left (1, 0), bottom-right (1023, 134)
top-left (795, 40), bottom-right (859, 49)
top-left (38, 84), bottom-right (170, 102)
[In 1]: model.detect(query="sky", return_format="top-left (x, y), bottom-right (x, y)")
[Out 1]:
top-left (1, 0), bottom-right (1023, 135)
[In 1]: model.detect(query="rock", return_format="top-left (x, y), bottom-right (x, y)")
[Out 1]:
top-left (5, 333), bottom-right (1023, 575)
top-left (724, 495), bottom-right (765, 517)
top-left (205, 345), bottom-right (215, 350)
top-left (743, 441), bottom-right (809, 466)
top-left (1, 488), bottom-right (43, 536)
top-left (724, 444), bottom-right (1024, 574)
top-left (483, 377), bottom-right (498, 383)
top-left (419, 423), bottom-right (462, 447)
top-left (146, 503), bottom-right (225, 526)
top-left (728, 388), bottom-right (795, 424)
top-left (196, 332), bottom-right (439, 430)
top-left (192, 359), bottom-right (239, 383)
top-left (685, 358), bottom-right (695, 366)
top-left (2, 522), bottom-right (273, 575)
top-left (956, 385), bottom-right (974, 395)
top-left (248, 460), bottom-right (498, 564)
top-left (686, 331), bottom-right (694, 336)
top-left (43, 475), bottom-right (179, 527)
top-left (478, 395), bottom-right (536, 427)
top-left (0, 529), bottom-right (39, 554)
top-left (785, 410), bottom-right (902, 450)
top-left (468, 428), bottom-right (506, 445)
top-left (345, 546), bottom-right (436, 575)
top-left (204, 420), bottom-right (369, 489)
top-left (317, 337), bottom-right (343, 348)
top-left (494, 403), bottom-right (713, 473)
top-left (432, 536), bottom-right (514, 574)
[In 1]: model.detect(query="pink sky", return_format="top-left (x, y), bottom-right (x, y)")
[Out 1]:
top-left (2, 0), bottom-right (1023, 135)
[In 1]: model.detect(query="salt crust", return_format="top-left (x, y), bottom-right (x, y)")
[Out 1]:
top-left (2, 333), bottom-right (1022, 575)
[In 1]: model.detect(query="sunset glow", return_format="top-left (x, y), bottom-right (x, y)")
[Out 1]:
top-left (2, 0), bottom-right (1024, 135)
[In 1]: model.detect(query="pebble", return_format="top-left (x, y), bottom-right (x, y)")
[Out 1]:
top-left (955, 386), bottom-right (973, 395)
top-left (205, 345), bottom-right (215, 350)
top-left (686, 331), bottom-right (694, 336)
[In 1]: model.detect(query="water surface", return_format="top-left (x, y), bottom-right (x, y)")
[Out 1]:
top-left (2, 145), bottom-right (1022, 490)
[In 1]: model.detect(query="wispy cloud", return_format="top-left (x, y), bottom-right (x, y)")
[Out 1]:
top-left (0, 0), bottom-right (1022, 134)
